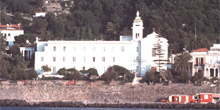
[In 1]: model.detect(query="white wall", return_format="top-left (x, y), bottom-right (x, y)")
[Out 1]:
top-left (35, 41), bottom-right (137, 76)
top-left (0, 30), bottom-right (24, 46)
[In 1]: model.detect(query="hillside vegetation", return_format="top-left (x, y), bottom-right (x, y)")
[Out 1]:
top-left (0, 0), bottom-right (219, 53)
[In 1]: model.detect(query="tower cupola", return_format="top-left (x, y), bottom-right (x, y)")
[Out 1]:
top-left (132, 11), bottom-right (144, 41)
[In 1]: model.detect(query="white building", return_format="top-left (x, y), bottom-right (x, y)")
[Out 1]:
top-left (35, 11), bottom-right (169, 76)
top-left (19, 40), bottom-right (35, 60)
top-left (33, 12), bottom-right (47, 17)
top-left (191, 44), bottom-right (220, 79)
top-left (0, 24), bottom-right (24, 47)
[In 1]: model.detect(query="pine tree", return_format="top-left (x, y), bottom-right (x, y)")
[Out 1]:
top-left (153, 35), bottom-right (167, 72)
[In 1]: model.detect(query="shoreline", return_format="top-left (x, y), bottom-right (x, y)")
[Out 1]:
top-left (0, 99), bottom-right (219, 109)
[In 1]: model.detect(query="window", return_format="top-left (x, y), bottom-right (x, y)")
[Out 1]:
top-left (93, 47), bottom-right (96, 52)
top-left (210, 68), bottom-right (214, 77)
top-left (121, 46), bottom-right (124, 52)
top-left (53, 46), bottom-right (56, 51)
top-left (136, 33), bottom-right (139, 38)
top-left (104, 67), bottom-right (106, 72)
top-left (201, 58), bottom-right (203, 64)
top-left (73, 47), bottom-right (76, 51)
top-left (137, 47), bottom-right (139, 52)
top-left (41, 57), bottom-right (44, 62)
top-left (63, 57), bottom-right (65, 62)
top-left (63, 46), bottom-right (66, 52)
top-left (8, 33), bottom-right (10, 36)
top-left (53, 57), bottom-right (56, 62)
top-left (53, 67), bottom-right (56, 72)
top-left (196, 58), bottom-right (198, 64)
top-left (93, 57), bottom-right (95, 62)
top-left (204, 95), bottom-right (208, 99)
top-left (103, 47), bottom-right (106, 52)
top-left (73, 57), bottom-right (76, 62)
top-left (83, 57), bottom-right (86, 62)
top-left (216, 69), bottom-right (218, 77)
top-left (83, 66), bottom-right (85, 70)
top-left (196, 57), bottom-right (205, 65)
top-left (83, 47), bottom-right (86, 51)
top-left (113, 57), bottom-right (115, 62)
top-left (102, 57), bottom-right (105, 62)
top-left (112, 47), bottom-right (115, 51)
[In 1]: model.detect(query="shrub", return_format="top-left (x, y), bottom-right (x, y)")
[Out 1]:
top-left (26, 69), bottom-right (38, 80)
top-left (191, 72), bottom-right (204, 83)
top-left (10, 68), bottom-right (38, 80)
top-left (177, 70), bottom-right (190, 83)
top-left (86, 68), bottom-right (99, 77)
top-left (101, 71), bottom-right (118, 83)
top-left (145, 71), bottom-right (158, 84)
top-left (41, 65), bottom-right (51, 72)
top-left (100, 65), bottom-right (134, 82)
top-left (58, 68), bottom-right (83, 80)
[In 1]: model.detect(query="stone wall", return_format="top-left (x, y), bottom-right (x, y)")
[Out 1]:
top-left (0, 81), bottom-right (219, 104)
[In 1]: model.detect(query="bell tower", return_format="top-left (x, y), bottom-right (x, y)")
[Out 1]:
top-left (132, 11), bottom-right (144, 41)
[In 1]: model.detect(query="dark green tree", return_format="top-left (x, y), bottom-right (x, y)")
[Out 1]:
top-left (58, 68), bottom-right (83, 80)
top-left (174, 52), bottom-right (192, 71)
top-left (86, 68), bottom-right (99, 77)
top-left (41, 65), bottom-right (51, 72)
top-left (192, 72), bottom-right (204, 83)
top-left (145, 71), bottom-right (158, 84)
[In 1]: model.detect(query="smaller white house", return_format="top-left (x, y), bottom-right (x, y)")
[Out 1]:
top-left (33, 12), bottom-right (47, 17)
top-left (191, 44), bottom-right (220, 79)
top-left (0, 24), bottom-right (24, 47)
top-left (19, 40), bottom-right (35, 60)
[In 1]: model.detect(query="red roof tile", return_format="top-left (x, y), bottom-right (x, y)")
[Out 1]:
top-left (192, 48), bottom-right (209, 52)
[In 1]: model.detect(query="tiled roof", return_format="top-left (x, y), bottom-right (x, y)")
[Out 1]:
top-left (192, 48), bottom-right (209, 52)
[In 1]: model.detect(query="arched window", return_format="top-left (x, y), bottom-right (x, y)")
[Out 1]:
top-left (216, 69), bottom-right (218, 77)
top-left (210, 68), bottom-right (214, 77)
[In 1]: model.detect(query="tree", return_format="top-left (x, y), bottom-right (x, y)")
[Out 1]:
top-left (192, 72), bottom-right (204, 83)
top-left (0, 60), bottom-right (11, 79)
top-left (26, 69), bottom-right (38, 80)
top-left (7, 44), bottom-right (21, 57)
top-left (145, 71), bottom-right (158, 84)
top-left (86, 68), bottom-right (99, 77)
top-left (178, 71), bottom-right (191, 83)
top-left (174, 52), bottom-right (192, 71)
top-left (15, 34), bottom-right (36, 44)
top-left (31, 18), bottom-right (48, 35)
top-left (101, 71), bottom-right (118, 83)
top-left (0, 34), bottom-right (6, 56)
top-left (41, 65), bottom-right (51, 72)
top-left (58, 68), bottom-right (83, 80)
top-left (159, 69), bottom-right (174, 82)
top-left (101, 65), bottom-right (134, 82)
top-left (153, 36), bottom-right (167, 71)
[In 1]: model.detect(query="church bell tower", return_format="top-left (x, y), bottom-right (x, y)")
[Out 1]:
top-left (132, 11), bottom-right (144, 41)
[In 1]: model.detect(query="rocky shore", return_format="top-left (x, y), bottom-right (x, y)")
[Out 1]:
top-left (0, 99), bottom-right (219, 109)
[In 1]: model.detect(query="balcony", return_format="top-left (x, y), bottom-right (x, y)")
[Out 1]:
top-left (194, 63), bottom-right (204, 67)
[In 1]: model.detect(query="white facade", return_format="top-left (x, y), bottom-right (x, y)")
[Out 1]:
top-left (191, 44), bottom-right (220, 79)
top-left (33, 12), bottom-right (47, 17)
top-left (20, 46), bottom-right (35, 60)
top-left (0, 24), bottom-right (24, 47)
top-left (35, 11), bottom-right (169, 76)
